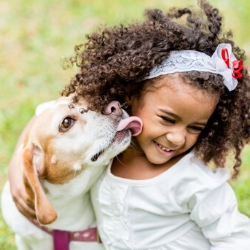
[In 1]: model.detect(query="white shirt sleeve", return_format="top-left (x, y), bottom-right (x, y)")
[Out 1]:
top-left (189, 181), bottom-right (250, 250)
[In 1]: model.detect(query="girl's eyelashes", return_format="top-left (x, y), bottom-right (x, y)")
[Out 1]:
top-left (160, 116), bottom-right (205, 133)
top-left (188, 126), bottom-right (204, 133)
top-left (161, 116), bottom-right (175, 124)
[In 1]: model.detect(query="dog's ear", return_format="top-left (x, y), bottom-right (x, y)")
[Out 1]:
top-left (22, 142), bottom-right (57, 224)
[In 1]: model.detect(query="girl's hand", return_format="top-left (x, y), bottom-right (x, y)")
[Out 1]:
top-left (8, 117), bottom-right (37, 219)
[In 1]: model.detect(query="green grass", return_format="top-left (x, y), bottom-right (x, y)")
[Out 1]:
top-left (0, 0), bottom-right (250, 249)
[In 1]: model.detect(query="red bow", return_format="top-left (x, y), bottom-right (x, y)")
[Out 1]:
top-left (221, 48), bottom-right (243, 79)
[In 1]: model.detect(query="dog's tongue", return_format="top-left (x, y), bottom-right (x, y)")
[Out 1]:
top-left (117, 116), bottom-right (143, 136)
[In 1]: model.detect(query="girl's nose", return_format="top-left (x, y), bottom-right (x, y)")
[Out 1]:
top-left (165, 130), bottom-right (185, 147)
top-left (103, 101), bottom-right (122, 116)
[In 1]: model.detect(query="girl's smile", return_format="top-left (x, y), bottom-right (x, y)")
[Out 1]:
top-left (128, 74), bottom-right (219, 167)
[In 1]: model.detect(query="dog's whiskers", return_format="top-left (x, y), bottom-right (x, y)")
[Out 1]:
top-left (115, 155), bottom-right (127, 168)
top-left (130, 141), bottom-right (137, 149)
top-left (74, 169), bottom-right (78, 178)
top-left (120, 102), bottom-right (128, 109)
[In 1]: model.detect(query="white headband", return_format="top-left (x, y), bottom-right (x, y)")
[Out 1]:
top-left (146, 43), bottom-right (243, 91)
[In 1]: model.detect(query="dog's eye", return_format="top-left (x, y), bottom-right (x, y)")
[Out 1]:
top-left (59, 117), bottom-right (75, 132)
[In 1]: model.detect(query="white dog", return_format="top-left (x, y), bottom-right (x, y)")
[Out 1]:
top-left (1, 96), bottom-right (142, 250)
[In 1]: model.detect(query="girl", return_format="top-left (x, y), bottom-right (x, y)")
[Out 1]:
top-left (9, 0), bottom-right (250, 249)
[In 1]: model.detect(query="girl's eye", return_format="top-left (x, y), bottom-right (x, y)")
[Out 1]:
top-left (161, 117), bottom-right (175, 124)
top-left (59, 117), bottom-right (75, 132)
top-left (188, 126), bottom-right (204, 133)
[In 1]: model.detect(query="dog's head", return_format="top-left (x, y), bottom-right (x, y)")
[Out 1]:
top-left (21, 96), bottom-right (142, 224)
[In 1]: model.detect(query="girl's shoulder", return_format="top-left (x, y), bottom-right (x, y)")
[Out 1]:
top-left (174, 151), bottom-right (231, 192)
top-left (169, 151), bottom-right (232, 205)
top-left (185, 151), bottom-right (231, 182)
top-left (161, 152), bottom-right (231, 210)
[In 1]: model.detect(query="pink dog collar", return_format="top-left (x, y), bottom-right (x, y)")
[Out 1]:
top-left (28, 218), bottom-right (101, 250)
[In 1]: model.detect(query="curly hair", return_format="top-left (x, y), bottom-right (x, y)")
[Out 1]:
top-left (62, 0), bottom-right (250, 177)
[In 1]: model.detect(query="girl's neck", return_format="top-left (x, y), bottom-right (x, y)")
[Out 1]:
top-left (111, 141), bottom-right (185, 180)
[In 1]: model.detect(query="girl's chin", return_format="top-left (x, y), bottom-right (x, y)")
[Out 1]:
top-left (144, 152), bottom-right (175, 165)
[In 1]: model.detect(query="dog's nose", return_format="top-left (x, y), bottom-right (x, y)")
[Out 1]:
top-left (104, 101), bottom-right (122, 117)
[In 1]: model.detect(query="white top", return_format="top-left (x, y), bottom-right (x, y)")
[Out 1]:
top-left (91, 151), bottom-right (250, 250)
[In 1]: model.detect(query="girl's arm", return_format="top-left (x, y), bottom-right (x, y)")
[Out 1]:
top-left (8, 117), bottom-right (36, 219)
top-left (189, 182), bottom-right (250, 249)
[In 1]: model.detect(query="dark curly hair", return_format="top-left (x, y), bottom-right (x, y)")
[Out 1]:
top-left (62, 0), bottom-right (250, 178)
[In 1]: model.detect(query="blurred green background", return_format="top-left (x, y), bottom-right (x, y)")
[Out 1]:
top-left (0, 0), bottom-right (249, 249)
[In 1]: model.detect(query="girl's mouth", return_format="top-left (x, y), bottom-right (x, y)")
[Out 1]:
top-left (155, 142), bottom-right (175, 153)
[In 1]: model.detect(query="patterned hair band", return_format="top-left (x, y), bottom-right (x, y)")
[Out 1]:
top-left (146, 43), bottom-right (243, 91)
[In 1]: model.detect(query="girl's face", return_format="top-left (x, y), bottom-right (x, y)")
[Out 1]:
top-left (129, 74), bottom-right (218, 165)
